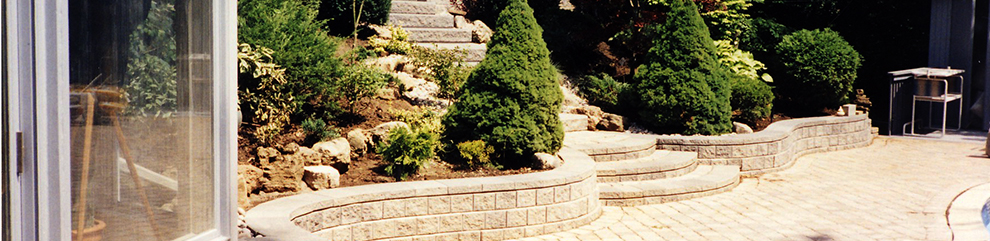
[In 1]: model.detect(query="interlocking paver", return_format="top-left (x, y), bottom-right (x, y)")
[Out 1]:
top-left (520, 137), bottom-right (990, 240)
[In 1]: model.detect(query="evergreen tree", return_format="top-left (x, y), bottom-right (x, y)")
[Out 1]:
top-left (633, 0), bottom-right (732, 135)
top-left (442, 0), bottom-right (563, 167)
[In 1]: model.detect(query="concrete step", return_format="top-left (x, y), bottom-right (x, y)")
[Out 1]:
top-left (598, 165), bottom-right (740, 206)
top-left (560, 113), bottom-right (590, 132)
top-left (388, 13), bottom-right (454, 28)
top-left (405, 28), bottom-right (472, 43)
top-left (415, 43), bottom-right (487, 62)
top-left (563, 131), bottom-right (657, 162)
top-left (391, 1), bottom-right (442, 14)
top-left (596, 150), bottom-right (698, 183)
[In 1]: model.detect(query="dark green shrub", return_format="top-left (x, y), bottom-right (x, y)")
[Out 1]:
top-left (408, 46), bottom-right (469, 98)
top-left (633, 0), bottom-right (732, 135)
top-left (321, 0), bottom-right (391, 36)
top-left (301, 117), bottom-right (339, 143)
top-left (338, 65), bottom-right (392, 112)
top-left (125, 0), bottom-right (177, 117)
top-left (442, 0), bottom-right (564, 166)
top-left (378, 127), bottom-right (438, 180)
top-left (456, 140), bottom-right (499, 169)
top-left (238, 0), bottom-right (344, 119)
top-left (775, 28), bottom-right (862, 110)
top-left (576, 73), bottom-right (626, 108)
top-left (739, 17), bottom-right (792, 56)
top-left (730, 76), bottom-right (773, 124)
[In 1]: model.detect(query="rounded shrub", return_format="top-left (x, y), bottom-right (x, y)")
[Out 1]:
top-left (775, 28), bottom-right (862, 111)
top-left (632, 0), bottom-right (732, 135)
top-left (730, 76), bottom-right (773, 124)
top-left (442, 0), bottom-right (564, 167)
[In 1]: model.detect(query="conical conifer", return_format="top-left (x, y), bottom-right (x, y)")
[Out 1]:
top-left (633, 0), bottom-right (732, 135)
top-left (442, 0), bottom-right (563, 166)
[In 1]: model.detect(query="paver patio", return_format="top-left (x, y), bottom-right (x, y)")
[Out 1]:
top-left (519, 137), bottom-right (990, 241)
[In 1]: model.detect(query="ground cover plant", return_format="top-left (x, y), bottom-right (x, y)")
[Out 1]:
top-left (443, 0), bottom-right (564, 167)
top-left (633, 0), bottom-right (732, 135)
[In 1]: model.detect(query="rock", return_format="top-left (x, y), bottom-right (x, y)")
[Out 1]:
top-left (370, 55), bottom-right (405, 73)
top-left (346, 128), bottom-right (370, 155)
top-left (396, 72), bottom-right (426, 91)
top-left (302, 166), bottom-right (341, 190)
top-left (472, 20), bottom-right (493, 43)
top-left (573, 106), bottom-right (604, 119)
top-left (377, 87), bottom-right (400, 100)
top-left (367, 121), bottom-right (411, 147)
top-left (258, 149), bottom-right (305, 193)
top-left (448, 7), bottom-right (467, 16)
top-left (586, 115), bottom-right (602, 131)
top-left (454, 15), bottom-right (469, 29)
top-left (559, 85), bottom-right (587, 108)
top-left (256, 146), bottom-right (280, 160)
top-left (292, 146), bottom-right (322, 166)
top-left (532, 153), bottom-right (563, 170)
top-left (367, 24), bottom-right (392, 40)
top-left (237, 165), bottom-right (265, 208)
top-left (404, 81), bottom-right (450, 108)
top-left (278, 142), bottom-right (300, 154)
top-left (733, 122), bottom-right (754, 134)
top-left (311, 138), bottom-right (352, 171)
top-left (597, 113), bottom-right (626, 131)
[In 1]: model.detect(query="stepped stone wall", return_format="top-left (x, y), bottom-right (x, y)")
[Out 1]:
top-left (656, 114), bottom-right (873, 175)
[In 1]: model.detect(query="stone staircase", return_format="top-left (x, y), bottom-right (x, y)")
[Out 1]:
top-left (563, 131), bottom-right (741, 207)
top-left (388, 0), bottom-right (487, 63)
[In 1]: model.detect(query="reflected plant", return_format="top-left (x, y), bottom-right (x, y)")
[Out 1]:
top-left (125, 0), bottom-right (177, 117)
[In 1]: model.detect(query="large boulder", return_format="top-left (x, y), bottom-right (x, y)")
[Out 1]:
top-left (733, 122), bottom-right (754, 134)
top-left (346, 128), bottom-right (370, 155)
top-left (257, 147), bottom-right (305, 193)
top-left (290, 146), bottom-right (322, 166)
top-left (302, 166), bottom-right (341, 190)
top-left (237, 165), bottom-right (265, 208)
top-left (532, 153), bottom-right (563, 170)
top-left (597, 113), bottom-right (627, 131)
top-left (367, 121), bottom-right (411, 148)
top-left (312, 138), bottom-right (352, 171)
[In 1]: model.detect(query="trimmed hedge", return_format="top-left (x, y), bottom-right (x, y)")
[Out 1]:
top-left (442, 0), bottom-right (564, 166)
top-left (775, 28), bottom-right (862, 110)
top-left (632, 0), bottom-right (732, 135)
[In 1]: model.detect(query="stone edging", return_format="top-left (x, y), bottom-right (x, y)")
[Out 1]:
top-left (244, 147), bottom-right (601, 241)
top-left (947, 182), bottom-right (990, 241)
top-left (655, 114), bottom-right (873, 175)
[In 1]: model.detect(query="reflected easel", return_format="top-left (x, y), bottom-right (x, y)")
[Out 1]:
top-left (72, 87), bottom-right (163, 241)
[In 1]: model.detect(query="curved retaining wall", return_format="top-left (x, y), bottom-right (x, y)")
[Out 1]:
top-left (244, 147), bottom-right (601, 241)
top-left (656, 114), bottom-right (873, 175)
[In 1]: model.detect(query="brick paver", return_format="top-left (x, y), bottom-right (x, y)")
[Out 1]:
top-left (520, 137), bottom-right (990, 241)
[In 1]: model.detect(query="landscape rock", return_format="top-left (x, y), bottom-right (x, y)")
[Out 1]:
top-left (302, 166), bottom-right (341, 190)
top-left (289, 146), bottom-right (322, 166)
top-left (237, 165), bottom-right (266, 208)
top-left (377, 87), bottom-right (400, 100)
top-left (396, 72), bottom-right (427, 91)
top-left (559, 85), bottom-right (587, 108)
top-left (367, 24), bottom-right (392, 40)
top-left (454, 15), bottom-right (469, 29)
top-left (278, 142), bottom-right (300, 154)
top-left (472, 20), bottom-right (493, 43)
top-left (448, 7), bottom-right (467, 16)
top-left (257, 148), bottom-right (305, 193)
top-left (532, 153), bottom-right (563, 170)
top-left (733, 122), bottom-right (754, 134)
top-left (370, 55), bottom-right (406, 73)
top-left (346, 128), bottom-right (370, 155)
top-left (312, 138), bottom-right (352, 171)
top-left (256, 146), bottom-right (280, 160)
top-left (573, 106), bottom-right (604, 118)
top-left (597, 113), bottom-right (626, 131)
top-left (368, 122), bottom-right (411, 147)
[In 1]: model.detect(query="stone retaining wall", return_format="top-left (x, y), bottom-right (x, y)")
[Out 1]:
top-left (244, 147), bottom-right (601, 241)
top-left (656, 114), bottom-right (873, 175)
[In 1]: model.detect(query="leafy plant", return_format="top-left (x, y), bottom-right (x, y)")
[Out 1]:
top-left (576, 73), bottom-right (627, 108)
top-left (389, 107), bottom-right (444, 134)
top-left (443, 0), bottom-right (564, 166)
top-left (714, 40), bottom-right (771, 82)
top-left (301, 117), bottom-right (339, 143)
top-left (408, 46), bottom-right (469, 98)
top-left (338, 65), bottom-right (392, 113)
top-left (238, 0), bottom-right (345, 120)
top-left (456, 140), bottom-right (499, 169)
top-left (238, 44), bottom-right (297, 144)
top-left (368, 25), bottom-right (414, 55)
top-left (378, 127), bottom-right (438, 180)
top-left (633, 0), bottom-right (732, 135)
top-left (775, 28), bottom-right (862, 110)
top-left (125, 0), bottom-right (177, 117)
